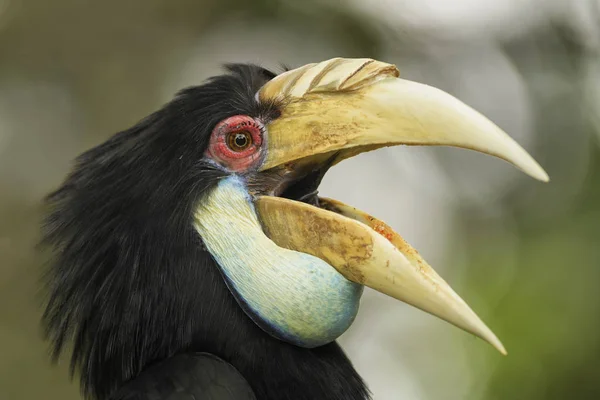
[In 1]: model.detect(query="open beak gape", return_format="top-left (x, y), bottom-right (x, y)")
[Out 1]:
top-left (253, 58), bottom-right (549, 355)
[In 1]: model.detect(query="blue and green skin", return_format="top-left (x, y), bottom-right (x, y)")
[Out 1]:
top-left (193, 176), bottom-right (363, 348)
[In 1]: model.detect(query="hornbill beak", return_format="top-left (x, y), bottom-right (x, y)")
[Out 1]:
top-left (251, 58), bottom-right (548, 355)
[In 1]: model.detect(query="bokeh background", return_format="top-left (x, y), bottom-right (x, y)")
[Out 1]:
top-left (1, 0), bottom-right (599, 399)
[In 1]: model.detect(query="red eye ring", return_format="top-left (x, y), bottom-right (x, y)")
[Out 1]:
top-left (206, 115), bottom-right (265, 172)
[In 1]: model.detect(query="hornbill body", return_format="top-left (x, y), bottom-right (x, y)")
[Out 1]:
top-left (41, 58), bottom-right (548, 400)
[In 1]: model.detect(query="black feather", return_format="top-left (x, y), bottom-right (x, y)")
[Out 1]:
top-left (112, 353), bottom-right (256, 400)
top-left (41, 64), bottom-right (370, 400)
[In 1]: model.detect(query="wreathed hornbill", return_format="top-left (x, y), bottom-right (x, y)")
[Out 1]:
top-left (41, 58), bottom-right (548, 400)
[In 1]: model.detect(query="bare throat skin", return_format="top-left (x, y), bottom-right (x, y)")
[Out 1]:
top-left (193, 176), bottom-right (363, 348)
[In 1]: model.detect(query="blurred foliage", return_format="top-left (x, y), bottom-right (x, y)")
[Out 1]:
top-left (460, 152), bottom-right (600, 400)
top-left (1, 0), bottom-right (599, 399)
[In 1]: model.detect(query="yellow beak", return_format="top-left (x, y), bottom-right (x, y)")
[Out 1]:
top-left (258, 57), bottom-right (547, 182)
top-left (253, 58), bottom-right (549, 355)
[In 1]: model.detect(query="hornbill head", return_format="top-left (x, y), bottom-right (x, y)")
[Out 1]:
top-left (42, 58), bottom-right (548, 399)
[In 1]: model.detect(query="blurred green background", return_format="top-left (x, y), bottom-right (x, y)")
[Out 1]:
top-left (1, 0), bottom-right (599, 399)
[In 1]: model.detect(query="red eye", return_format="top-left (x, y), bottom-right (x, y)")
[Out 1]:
top-left (206, 115), bottom-right (265, 172)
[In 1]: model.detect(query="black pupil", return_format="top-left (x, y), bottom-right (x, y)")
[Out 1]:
top-left (234, 133), bottom-right (248, 148)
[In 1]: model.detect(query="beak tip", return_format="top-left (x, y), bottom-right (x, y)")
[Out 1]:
top-left (533, 168), bottom-right (550, 183)
top-left (479, 328), bottom-right (507, 355)
top-left (541, 174), bottom-right (550, 183)
top-left (495, 341), bottom-right (508, 356)
top-left (517, 156), bottom-right (549, 182)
